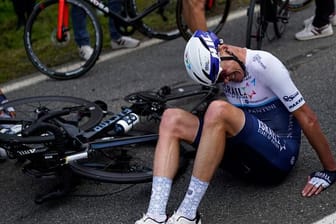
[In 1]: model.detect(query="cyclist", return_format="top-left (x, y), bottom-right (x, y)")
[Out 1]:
top-left (71, 0), bottom-right (140, 60)
top-left (135, 30), bottom-right (336, 224)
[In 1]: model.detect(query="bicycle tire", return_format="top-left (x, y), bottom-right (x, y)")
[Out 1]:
top-left (24, 0), bottom-right (103, 80)
top-left (273, 0), bottom-right (289, 38)
top-left (245, 0), bottom-right (264, 49)
top-left (176, 0), bottom-right (231, 41)
top-left (0, 96), bottom-right (103, 133)
top-left (69, 131), bottom-right (190, 183)
top-left (128, 0), bottom-right (181, 40)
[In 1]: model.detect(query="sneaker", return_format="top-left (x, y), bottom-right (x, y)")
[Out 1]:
top-left (295, 23), bottom-right (333, 40)
top-left (78, 45), bottom-right (93, 60)
top-left (303, 13), bottom-right (336, 27)
top-left (111, 36), bottom-right (140, 50)
top-left (166, 212), bottom-right (201, 224)
top-left (135, 214), bottom-right (166, 224)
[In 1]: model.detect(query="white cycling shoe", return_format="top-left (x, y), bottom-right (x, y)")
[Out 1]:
top-left (135, 214), bottom-right (166, 224)
top-left (166, 212), bottom-right (201, 224)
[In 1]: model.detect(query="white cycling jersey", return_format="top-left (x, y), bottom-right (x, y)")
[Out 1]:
top-left (193, 49), bottom-right (305, 173)
top-left (222, 49), bottom-right (305, 112)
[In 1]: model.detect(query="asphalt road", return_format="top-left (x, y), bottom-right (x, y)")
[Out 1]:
top-left (1, 4), bottom-right (336, 224)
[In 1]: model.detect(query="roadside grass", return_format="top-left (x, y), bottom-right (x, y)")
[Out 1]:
top-left (0, 0), bottom-right (246, 85)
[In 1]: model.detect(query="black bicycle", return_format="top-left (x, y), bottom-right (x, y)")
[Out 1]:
top-left (245, 0), bottom-right (290, 50)
top-left (24, 0), bottom-right (231, 80)
top-left (245, 0), bottom-right (315, 49)
top-left (0, 83), bottom-right (218, 203)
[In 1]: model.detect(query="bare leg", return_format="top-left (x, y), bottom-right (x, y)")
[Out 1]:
top-left (182, 0), bottom-right (207, 32)
top-left (153, 100), bottom-right (245, 181)
top-left (192, 100), bottom-right (245, 181)
top-left (168, 100), bottom-right (245, 220)
top-left (140, 101), bottom-right (245, 222)
top-left (153, 108), bottom-right (200, 178)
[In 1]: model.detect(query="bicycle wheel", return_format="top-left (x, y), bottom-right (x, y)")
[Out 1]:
top-left (0, 96), bottom-right (103, 132)
top-left (245, 0), bottom-right (264, 49)
top-left (128, 0), bottom-right (180, 40)
top-left (273, 0), bottom-right (289, 38)
top-left (0, 96), bottom-right (104, 178)
top-left (24, 0), bottom-right (103, 80)
top-left (69, 132), bottom-right (190, 183)
top-left (176, 0), bottom-right (231, 41)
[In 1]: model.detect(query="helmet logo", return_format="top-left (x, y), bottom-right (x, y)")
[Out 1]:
top-left (200, 34), bottom-right (219, 61)
top-left (184, 52), bottom-right (192, 70)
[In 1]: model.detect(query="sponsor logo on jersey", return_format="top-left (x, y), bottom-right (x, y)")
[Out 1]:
top-left (283, 92), bottom-right (299, 102)
top-left (252, 54), bottom-right (267, 69)
top-left (288, 97), bottom-right (304, 110)
top-left (222, 78), bottom-right (257, 102)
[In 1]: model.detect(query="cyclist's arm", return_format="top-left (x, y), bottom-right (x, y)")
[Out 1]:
top-left (182, 0), bottom-right (207, 32)
top-left (292, 103), bottom-right (336, 196)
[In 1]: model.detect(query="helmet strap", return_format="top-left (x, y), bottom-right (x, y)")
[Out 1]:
top-left (220, 50), bottom-right (246, 77)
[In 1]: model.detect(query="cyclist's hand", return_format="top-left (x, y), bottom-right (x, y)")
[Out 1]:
top-left (301, 170), bottom-right (336, 197)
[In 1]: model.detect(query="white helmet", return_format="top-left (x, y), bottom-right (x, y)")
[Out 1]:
top-left (184, 30), bottom-right (221, 86)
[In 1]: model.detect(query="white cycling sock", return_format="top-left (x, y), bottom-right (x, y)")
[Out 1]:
top-left (146, 176), bottom-right (172, 222)
top-left (177, 175), bottom-right (209, 220)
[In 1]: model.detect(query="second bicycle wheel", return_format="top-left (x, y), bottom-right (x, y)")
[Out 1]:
top-left (273, 0), bottom-right (289, 38)
top-left (0, 96), bottom-right (103, 132)
top-left (129, 0), bottom-right (181, 40)
top-left (24, 0), bottom-right (102, 80)
top-left (176, 0), bottom-right (231, 41)
top-left (69, 132), bottom-right (190, 184)
top-left (245, 0), bottom-right (264, 49)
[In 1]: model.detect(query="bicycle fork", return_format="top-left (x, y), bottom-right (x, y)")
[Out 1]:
top-left (57, 0), bottom-right (70, 42)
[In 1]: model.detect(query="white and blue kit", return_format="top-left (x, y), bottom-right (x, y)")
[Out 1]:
top-left (193, 49), bottom-right (305, 183)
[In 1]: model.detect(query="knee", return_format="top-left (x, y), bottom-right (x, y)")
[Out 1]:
top-left (203, 100), bottom-right (231, 125)
top-left (160, 108), bottom-right (185, 136)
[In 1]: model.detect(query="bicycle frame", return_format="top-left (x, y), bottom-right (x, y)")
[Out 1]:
top-left (245, 0), bottom-right (289, 49)
top-left (57, 0), bottom-right (69, 41)
top-left (0, 84), bottom-right (218, 164)
top-left (0, 84), bottom-right (218, 203)
top-left (56, 0), bottom-right (172, 41)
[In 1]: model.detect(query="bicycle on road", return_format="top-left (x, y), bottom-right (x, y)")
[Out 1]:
top-left (245, 0), bottom-right (313, 49)
top-left (0, 83), bottom-right (218, 203)
top-left (24, 0), bottom-right (231, 80)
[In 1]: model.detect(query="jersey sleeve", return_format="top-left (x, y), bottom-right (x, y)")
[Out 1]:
top-left (256, 52), bottom-right (305, 112)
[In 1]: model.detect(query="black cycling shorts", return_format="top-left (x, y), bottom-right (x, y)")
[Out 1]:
top-left (192, 111), bottom-right (301, 185)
